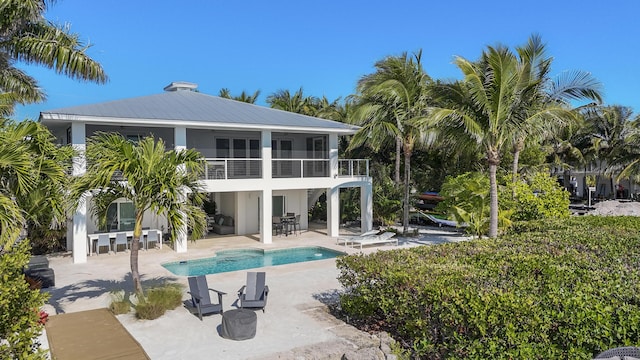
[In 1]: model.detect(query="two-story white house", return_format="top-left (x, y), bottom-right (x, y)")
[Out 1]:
top-left (40, 82), bottom-right (373, 264)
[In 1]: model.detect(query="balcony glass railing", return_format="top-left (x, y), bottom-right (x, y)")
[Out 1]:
top-left (338, 159), bottom-right (369, 177)
top-left (272, 159), bottom-right (330, 178)
top-left (199, 158), bottom-right (369, 180)
top-left (199, 159), bottom-right (262, 180)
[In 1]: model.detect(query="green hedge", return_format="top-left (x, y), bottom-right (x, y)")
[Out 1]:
top-left (336, 216), bottom-right (640, 359)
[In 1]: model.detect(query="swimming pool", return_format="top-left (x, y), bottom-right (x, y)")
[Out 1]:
top-left (162, 246), bottom-right (345, 276)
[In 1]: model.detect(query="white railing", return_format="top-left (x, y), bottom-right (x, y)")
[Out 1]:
top-left (272, 159), bottom-right (330, 178)
top-left (200, 158), bottom-right (369, 179)
top-left (200, 158), bottom-right (262, 180)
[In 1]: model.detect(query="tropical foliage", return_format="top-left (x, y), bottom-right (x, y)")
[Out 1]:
top-left (427, 35), bottom-right (600, 237)
top-left (0, 0), bottom-right (106, 115)
top-left (436, 172), bottom-right (494, 237)
top-left (218, 88), bottom-right (261, 103)
top-left (73, 134), bottom-right (207, 295)
top-left (370, 163), bottom-right (402, 226)
top-left (0, 120), bottom-right (72, 252)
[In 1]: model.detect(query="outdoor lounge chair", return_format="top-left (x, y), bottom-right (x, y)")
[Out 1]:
top-left (187, 275), bottom-right (226, 320)
top-left (336, 229), bottom-right (379, 246)
top-left (348, 231), bottom-right (398, 250)
top-left (594, 346), bottom-right (640, 358)
top-left (425, 214), bottom-right (459, 227)
top-left (237, 272), bottom-right (269, 312)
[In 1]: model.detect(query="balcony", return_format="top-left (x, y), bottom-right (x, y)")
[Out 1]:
top-left (200, 158), bottom-right (369, 180)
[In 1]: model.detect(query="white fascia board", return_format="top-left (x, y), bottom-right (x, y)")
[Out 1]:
top-left (40, 113), bottom-right (359, 135)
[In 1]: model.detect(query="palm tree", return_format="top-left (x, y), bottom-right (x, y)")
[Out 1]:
top-left (73, 133), bottom-right (207, 296)
top-left (428, 45), bottom-right (538, 238)
top-left (313, 96), bottom-right (348, 121)
top-left (0, 120), bottom-right (72, 252)
top-left (614, 110), bottom-right (640, 184)
top-left (580, 105), bottom-right (639, 195)
top-left (509, 36), bottom-right (602, 184)
top-left (0, 0), bottom-right (107, 114)
top-left (267, 87), bottom-right (318, 116)
top-left (349, 50), bottom-right (434, 233)
top-left (218, 88), bottom-right (261, 104)
top-left (428, 35), bottom-right (602, 238)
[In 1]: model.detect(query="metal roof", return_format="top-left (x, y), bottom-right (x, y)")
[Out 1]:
top-left (40, 87), bottom-right (359, 134)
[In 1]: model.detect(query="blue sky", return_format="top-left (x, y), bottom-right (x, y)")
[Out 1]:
top-left (15, 0), bottom-right (640, 120)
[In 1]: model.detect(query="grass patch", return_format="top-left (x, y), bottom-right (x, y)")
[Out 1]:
top-left (108, 290), bottom-right (131, 315)
top-left (134, 283), bottom-right (183, 320)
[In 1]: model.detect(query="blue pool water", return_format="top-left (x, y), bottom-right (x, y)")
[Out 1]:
top-left (162, 246), bottom-right (345, 276)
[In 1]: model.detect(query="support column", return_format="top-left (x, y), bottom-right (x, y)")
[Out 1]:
top-left (71, 122), bottom-right (87, 263)
top-left (329, 133), bottom-right (338, 179)
top-left (327, 186), bottom-right (340, 237)
top-left (360, 182), bottom-right (373, 233)
top-left (260, 189), bottom-right (273, 244)
top-left (174, 126), bottom-right (188, 253)
top-left (260, 130), bottom-right (273, 244)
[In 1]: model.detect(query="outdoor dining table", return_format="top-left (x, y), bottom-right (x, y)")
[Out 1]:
top-left (86, 228), bottom-right (161, 256)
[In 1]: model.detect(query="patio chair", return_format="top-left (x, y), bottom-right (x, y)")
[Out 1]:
top-left (272, 216), bottom-right (283, 236)
top-left (187, 275), bottom-right (226, 320)
top-left (96, 234), bottom-right (111, 255)
top-left (114, 232), bottom-right (129, 253)
top-left (594, 346), bottom-right (640, 358)
top-left (237, 272), bottom-right (269, 312)
top-left (146, 230), bottom-right (159, 249)
top-left (291, 215), bottom-right (301, 235)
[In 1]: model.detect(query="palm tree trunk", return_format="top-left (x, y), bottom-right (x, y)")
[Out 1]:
top-left (488, 158), bottom-right (499, 238)
top-left (403, 150), bottom-right (412, 234)
top-left (130, 211), bottom-right (144, 297)
top-left (395, 137), bottom-right (401, 184)
top-left (511, 149), bottom-right (520, 199)
top-left (511, 138), bottom-right (524, 198)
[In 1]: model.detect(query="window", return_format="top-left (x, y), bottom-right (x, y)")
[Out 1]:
top-left (106, 201), bottom-right (135, 231)
top-left (272, 195), bottom-right (285, 217)
top-left (272, 139), bottom-right (293, 177)
top-left (126, 134), bottom-right (144, 144)
top-left (216, 138), bottom-right (230, 158)
top-left (216, 137), bottom-right (261, 178)
top-left (306, 136), bottom-right (328, 177)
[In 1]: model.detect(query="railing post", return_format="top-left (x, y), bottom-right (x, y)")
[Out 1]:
top-left (300, 159), bottom-right (304, 178)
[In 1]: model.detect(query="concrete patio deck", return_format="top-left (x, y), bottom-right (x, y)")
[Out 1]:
top-left (40, 225), bottom-right (469, 359)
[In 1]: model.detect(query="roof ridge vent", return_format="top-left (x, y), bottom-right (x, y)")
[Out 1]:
top-left (164, 81), bottom-right (198, 92)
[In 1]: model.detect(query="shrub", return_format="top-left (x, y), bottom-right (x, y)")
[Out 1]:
top-left (134, 283), bottom-right (183, 320)
top-left (501, 172), bottom-right (570, 222)
top-left (0, 240), bottom-right (49, 359)
top-left (336, 216), bottom-right (640, 359)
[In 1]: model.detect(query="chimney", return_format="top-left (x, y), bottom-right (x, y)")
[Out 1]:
top-left (163, 81), bottom-right (198, 92)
